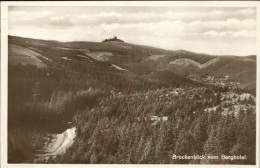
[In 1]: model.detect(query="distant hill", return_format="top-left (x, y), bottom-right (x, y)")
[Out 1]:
top-left (8, 35), bottom-right (256, 90)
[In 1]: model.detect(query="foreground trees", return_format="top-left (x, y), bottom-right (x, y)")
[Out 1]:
top-left (54, 88), bottom-right (255, 164)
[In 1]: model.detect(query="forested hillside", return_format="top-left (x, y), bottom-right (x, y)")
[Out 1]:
top-left (53, 87), bottom-right (255, 164)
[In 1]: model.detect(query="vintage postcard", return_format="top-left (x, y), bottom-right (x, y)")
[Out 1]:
top-left (1, 1), bottom-right (259, 168)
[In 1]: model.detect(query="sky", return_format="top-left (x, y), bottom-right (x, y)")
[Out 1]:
top-left (9, 6), bottom-right (257, 56)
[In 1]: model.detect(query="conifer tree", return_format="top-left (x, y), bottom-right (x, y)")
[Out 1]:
top-left (174, 130), bottom-right (194, 164)
top-left (203, 125), bottom-right (223, 164)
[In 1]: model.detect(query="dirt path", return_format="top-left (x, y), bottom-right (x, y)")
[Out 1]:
top-left (35, 127), bottom-right (76, 162)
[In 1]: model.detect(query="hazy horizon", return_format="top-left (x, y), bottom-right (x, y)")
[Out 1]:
top-left (9, 6), bottom-right (257, 56)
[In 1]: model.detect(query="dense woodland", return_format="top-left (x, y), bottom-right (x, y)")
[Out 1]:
top-left (53, 88), bottom-right (255, 164)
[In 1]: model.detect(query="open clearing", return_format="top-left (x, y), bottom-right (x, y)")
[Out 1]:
top-left (84, 51), bottom-right (114, 61)
top-left (110, 64), bottom-right (128, 71)
top-left (169, 57), bottom-right (220, 68)
top-left (147, 55), bottom-right (165, 61)
top-left (9, 44), bottom-right (47, 68)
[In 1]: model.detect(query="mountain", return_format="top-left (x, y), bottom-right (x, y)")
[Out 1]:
top-left (8, 35), bottom-right (256, 89)
top-left (8, 35), bottom-right (256, 164)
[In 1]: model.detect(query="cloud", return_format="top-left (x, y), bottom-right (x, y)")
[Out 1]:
top-left (237, 8), bottom-right (256, 15)
top-left (97, 18), bottom-right (256, 39)
top-left (9, 10), bottom-right (53, 21)
top-left (8, 7), bottom-right (256, 55)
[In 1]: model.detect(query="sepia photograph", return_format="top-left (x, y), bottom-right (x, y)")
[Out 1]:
top-left (1, 1), bottom-right (259, 167)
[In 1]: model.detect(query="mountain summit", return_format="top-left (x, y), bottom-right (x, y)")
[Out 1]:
top-left (102, 36), bottom-right (124, 42)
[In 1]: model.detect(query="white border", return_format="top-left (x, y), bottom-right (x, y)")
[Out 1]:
top-left (1, 1), bottom-right (260, 168)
